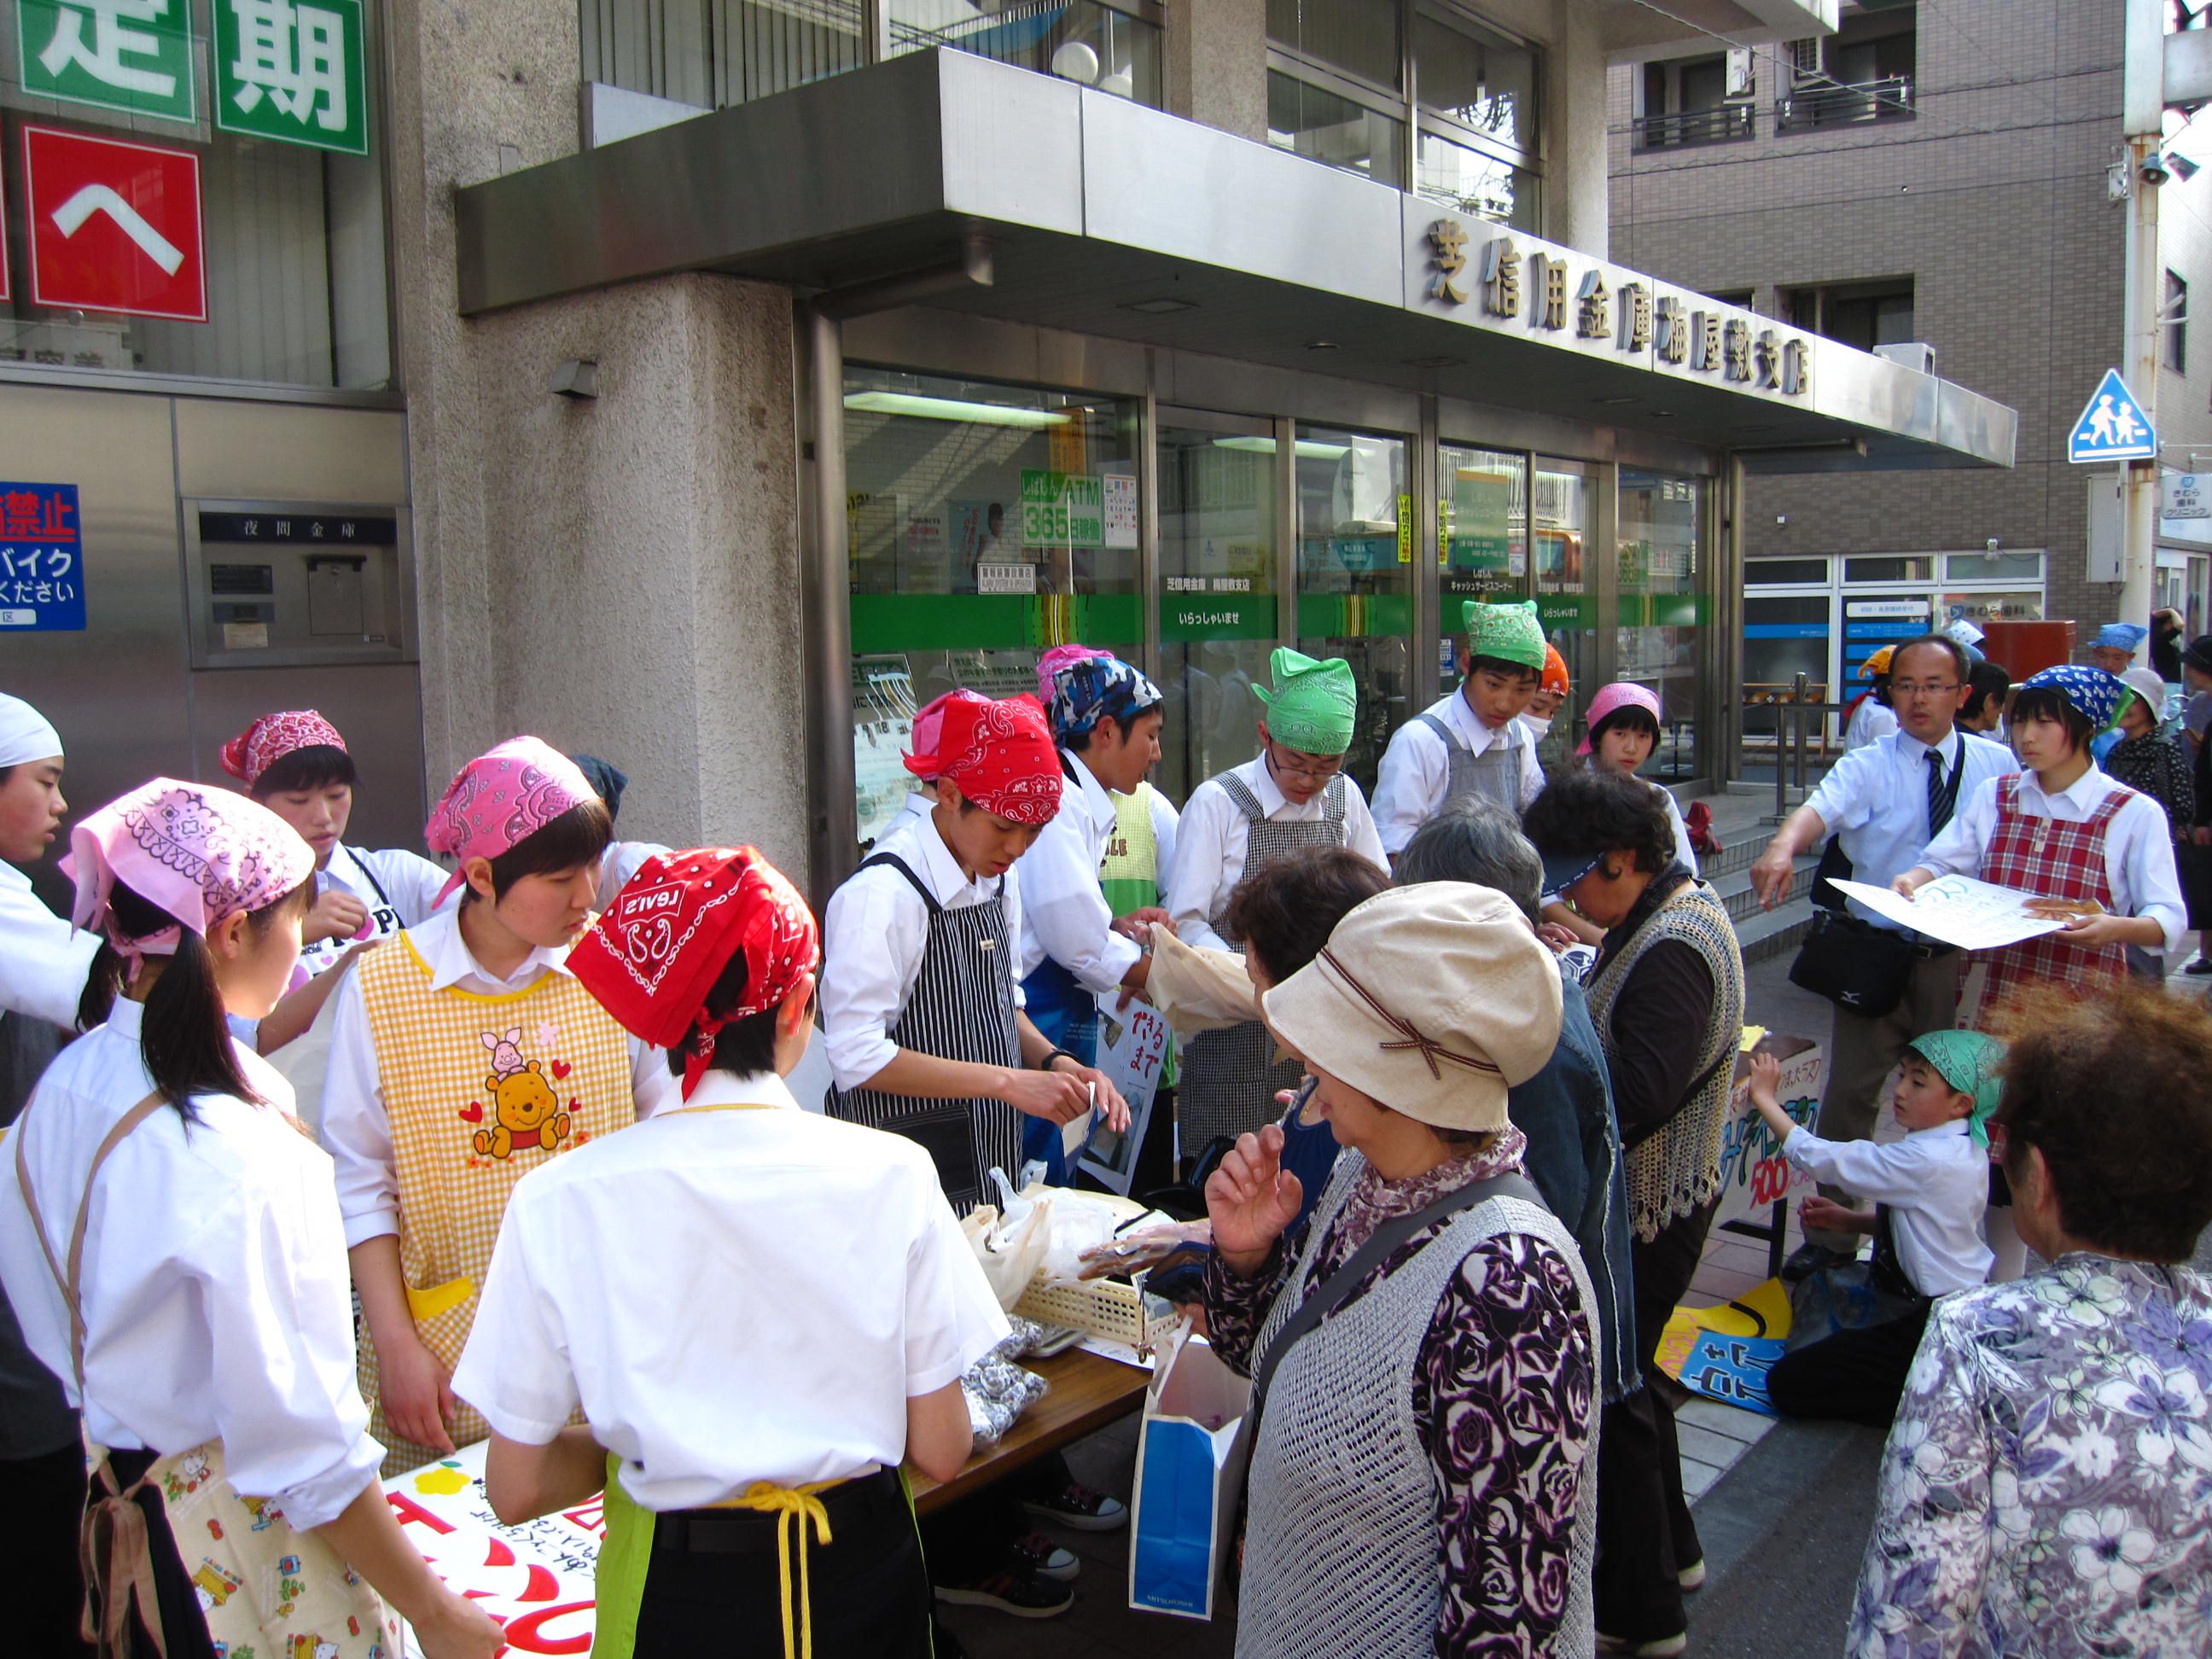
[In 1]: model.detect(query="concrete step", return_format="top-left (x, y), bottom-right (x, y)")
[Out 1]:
top-left (1706, 852), bottom-right (1820, 925)
top-left (1735, 902), bottom-right (1816, 966)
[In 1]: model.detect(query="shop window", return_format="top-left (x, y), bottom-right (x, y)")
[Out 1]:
top-left (1533, 456), bottom-right (1591, 754)
top-left (1843, 555), bottom-right (1934, 584)
top-left (0, 0), bottom-right (390, 390)
top-left (1942, 550), bottom-right (2042, 584)
top-left (1295, 422), bottom-right (1412, 797)
top-left (1782, 280), bottom-right (1914, 352)
top-left (843, 367), bottom-right (1140, 851)
top-left (1748, 556), bottom-right (1831, 585)
top-left (1617, 468), bottom-right (1704, 782)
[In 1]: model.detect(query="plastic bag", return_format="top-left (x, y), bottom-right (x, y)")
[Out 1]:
top-left (960, 1168), bottom-right (1054, 1311)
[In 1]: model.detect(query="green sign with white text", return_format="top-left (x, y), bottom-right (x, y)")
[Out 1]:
top-left (1019, 469), bottom-right (1103, 549)
top-left (214, 0), bottom-right (369, 154)
top-left (17, 0), bottom-right (196, 124)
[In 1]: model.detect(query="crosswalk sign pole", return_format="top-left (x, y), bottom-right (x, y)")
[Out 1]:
top-left (2120, 0), bottom-right (2164, 657)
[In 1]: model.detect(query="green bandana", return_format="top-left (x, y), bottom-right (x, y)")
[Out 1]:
top-left (1906, 1029), bottom-right (2007, 1147)
top-left (1464, 599), bottom-right (1547, 672)
top-left (1253, 647), bottom-right (1357, 755)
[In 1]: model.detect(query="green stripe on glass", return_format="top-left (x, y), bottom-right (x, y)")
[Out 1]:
top-left (848, 594), bottom-right (1144, 655)
top-left (1295, 592), bottom-right (1414, 639)
top-left (1159, 595), bottom-right (1278, 641)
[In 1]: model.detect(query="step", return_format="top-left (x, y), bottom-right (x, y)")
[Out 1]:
top-left (1734, 902), bottom-right (1815, 966)
top-left (1706, 852), bottom-right (1821, 925)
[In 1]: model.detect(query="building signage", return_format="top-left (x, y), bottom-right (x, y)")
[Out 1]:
top-left (22, 123), bottom-right (207, 321)
top-left (215, 0), bottom-right (370, 155)
top-left (2068, 369), bottom-right (2157, 463)
top-left (16, 0), bottom-right (197, 125)
top-left (2164, 472), bottom-right (2210, 520)
top-left (1102, 472), bottom-right (1138, 549)
top-left (1019, 469), bottom-right (1103, 549)
top-left (0, 481), bottom-right (86, 631)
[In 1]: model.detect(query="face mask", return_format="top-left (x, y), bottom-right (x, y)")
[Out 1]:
top-left (1521, 714), bottom-right (1554, 739)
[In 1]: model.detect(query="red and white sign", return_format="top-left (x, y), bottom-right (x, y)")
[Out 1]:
top-left (22, 124), bottom-right (207, 323)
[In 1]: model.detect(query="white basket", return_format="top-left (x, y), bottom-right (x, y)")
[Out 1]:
top-left (1015, 1271), bottom-right (1180, 1355)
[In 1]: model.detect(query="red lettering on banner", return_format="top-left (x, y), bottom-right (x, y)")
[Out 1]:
top-left (501, 1601), bottom-right (596, 1654)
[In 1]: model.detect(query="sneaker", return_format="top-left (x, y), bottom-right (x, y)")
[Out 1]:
top-left (1010, 1530), bottom-right (1080, 1583)
top-left (1678, 1558), bottom-right (1707, 1592)
top-left (1780, 1240), bottom-right (1848, 1284)
top-left (1596, 1633), bottom-right (1689, 1657)
top-left (934, 1564), bottom-right (1075, 1619)
top-left (2187, 957), bottom-right (2212, 976)
top-left (1020, 1481), bottom-right (1129, 1533)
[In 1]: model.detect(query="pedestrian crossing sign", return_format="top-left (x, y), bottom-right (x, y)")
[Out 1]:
top-left (2068, 368), bottom-right (2157, 463)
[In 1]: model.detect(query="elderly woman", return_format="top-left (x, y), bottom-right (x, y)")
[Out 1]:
top-left (1203, 883), bottom-right (1598, 1657)
top-left (1521, 765), bottom-right (1745, 1657)
top-left (1849, 981), bottom-right (2212, 1655)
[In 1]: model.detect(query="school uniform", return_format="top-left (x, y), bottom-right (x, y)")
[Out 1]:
top-left (1844, 696), bottom-right (1899, 753)
top-left (822, 811), bottom-right (1028, 1212)
top-left (0, 860), bottom-right (99, 1030)
top-left (1016, 752), bottom-right (1145, 1057)
top-left (1166, 754), bottom-right (1387, 1146)
top-left (1371, 689), bottom-right (1545, 855)
top-left (321, 907), bottom-right (670, 1471)
top-left (294, 840), bottom-right (455, 980)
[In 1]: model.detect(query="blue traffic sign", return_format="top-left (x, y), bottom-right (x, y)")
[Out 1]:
top-left (2069, 369), bottom-right (2157, 463)
top-left (0, 482), bottom-right (85, 632)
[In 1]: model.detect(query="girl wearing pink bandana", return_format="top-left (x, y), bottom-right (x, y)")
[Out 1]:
top-left (453, 848), bottom-right (1008, 1659)
top-left (319, 738), bottom-right (672, 1474)
top-left (0, 780), bottom-right (504, 1659)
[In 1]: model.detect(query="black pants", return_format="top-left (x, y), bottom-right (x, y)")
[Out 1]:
top-left (5, 1440), bottom-right (94, 1657)
top-left (637, 1467), bottom-right (931, 1659)
top-left (1766, 1302), bottom-right (1933, 1428)
top-left (1594, 1199), bottom-right (1716, 1644)
top-left (105, 1448), bottom-right (218, 1659)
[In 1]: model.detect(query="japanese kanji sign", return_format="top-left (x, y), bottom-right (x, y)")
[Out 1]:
top-left (215, 0), bottom-right (368, 155)
top-left (15, 0), bottom-right (196, 125)
top-left (0, 482), bottom-right (87, 632)
top-left (1020, 469), bottom-right (1104, 549)
top-left (22, 124), bottom-right (207, 321)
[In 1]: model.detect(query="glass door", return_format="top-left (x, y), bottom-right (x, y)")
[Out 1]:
top-left (1534, 457), bottom-right (1593, 760)
top-left (1295, 422), bottom-right (1412, 796)
top-left (1437, 440), bottom-right (1529, 696)
top-left (1616, 467), bottom-right (1704, 782)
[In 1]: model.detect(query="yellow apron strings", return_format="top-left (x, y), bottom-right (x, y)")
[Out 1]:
top-left (723, 1480), bottom-right (839, 1659)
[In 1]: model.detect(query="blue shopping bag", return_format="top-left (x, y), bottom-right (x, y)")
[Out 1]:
top-left (1127, 1326), bottom-right (1250, 1621)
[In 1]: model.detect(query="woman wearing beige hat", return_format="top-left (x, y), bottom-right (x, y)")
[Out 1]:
top-left (1202, 882), bottom-right (1600, 1658)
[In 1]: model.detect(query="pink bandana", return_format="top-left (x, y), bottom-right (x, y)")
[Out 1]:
top-left (1034, 643), bottom-right (1109, 704)
top-left (67, 779), bottom-right (315, 983)
top-left (219, 709), bottom-right (346, 786)
top-left (905, 690), bottom-right (989, 782)
top-left (424, 737), bottom-right (595, 905)
top-left (1576, 683), bottom-right (1664, 757)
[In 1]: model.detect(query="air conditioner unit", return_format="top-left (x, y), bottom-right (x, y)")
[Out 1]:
top-left (1726, 48), bottom-right (1755, 100)
top-left (1874, 342), bottom-right (1936, 375)
top-left (1788, 37), bottom-right (1823, 84)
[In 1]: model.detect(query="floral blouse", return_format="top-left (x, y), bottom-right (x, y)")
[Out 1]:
top-left (1849, 1254), bottom-right (2212, 1658)
top-left (2104, 730), bottom-right (2196, 840)
top-left (1204, 1127), bottom-right (1597, 1657)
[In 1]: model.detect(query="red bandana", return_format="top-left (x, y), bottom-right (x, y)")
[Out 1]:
top-left (903, 689), bottom-right (989, 783)
top-left (568, 847), bottom-right (820, 1099)
top-left (218, 709), bottom-right (346, 786)
top-left (906, 695), bottom-right (1062, 826)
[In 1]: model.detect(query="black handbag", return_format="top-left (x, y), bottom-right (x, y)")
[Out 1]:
top-left (1788, 907), bottom-right (1916, 1018)
top-left (1808, 835), bottom-right (1854, 911)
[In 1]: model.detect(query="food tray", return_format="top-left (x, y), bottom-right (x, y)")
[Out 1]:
top-left (1014, 1271), bottom-right (1180, 1356)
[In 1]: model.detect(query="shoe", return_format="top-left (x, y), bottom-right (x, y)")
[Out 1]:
top-left (1780, 1241), bottom-right (1848, 1284)
top-left (1678, 1558), bottom-right (1706, 1592)
top-left (1596, 1633), bottom-right (1689, 1656)
top-left (1010, 1530), bottom-right (1080, 1583)
top-left (2186, 958), bottom-right (2212, 975)
top-left (1020, 1480), bottom-right (1129, 1532)
top-left (934, 1563), bottom-right (1075, 1618)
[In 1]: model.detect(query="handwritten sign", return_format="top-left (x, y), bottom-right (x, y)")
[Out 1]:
top-left (1713, 1041), bottom-right (1823, 1233)
top-left (1831, 875), bottom-right (2069, 952)
top-left (388, 1444), bottom-right (601, 1653)
top-left (1079, 1003), bottom-right (1169, 1194)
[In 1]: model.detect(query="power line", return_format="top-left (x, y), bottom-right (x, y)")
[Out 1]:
top-left (1914, 0), bottom-right (2064, 118)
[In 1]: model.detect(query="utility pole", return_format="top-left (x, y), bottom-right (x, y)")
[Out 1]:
top-left (2121, 0), bottom-right (2166, 654)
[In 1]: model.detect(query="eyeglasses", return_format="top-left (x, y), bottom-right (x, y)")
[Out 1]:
top-left (1268, 743), bottom-right (1344, 782)
top-left (1889, 681), bottom-right (1961, 701)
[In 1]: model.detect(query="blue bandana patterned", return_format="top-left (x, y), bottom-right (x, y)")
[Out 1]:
top-left (2023, 664), bottom-right (2129, 736)
top-left (1045, 652), bottom-right (1162, 744)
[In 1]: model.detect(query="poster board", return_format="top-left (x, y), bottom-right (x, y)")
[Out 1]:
top-left (387, 1443), bottom-right (601, 1653)
top-left (1711, 1035), bottom-right (1823, 1233)
top-left (1078, 1001), bottom-right (1170, 1194)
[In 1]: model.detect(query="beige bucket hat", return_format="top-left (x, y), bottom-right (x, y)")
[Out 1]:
top-left (1260, 882), bottom-right (1563, 1132)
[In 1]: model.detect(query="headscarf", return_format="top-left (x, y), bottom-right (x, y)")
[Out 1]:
top-left (1035, 643), bottom-right (1110, 705)
top-left (1945, 617), bottom-right (1986, 649)
top-left (569, 847), bottom-right (819, 1100)
top-left (2093, 622), bottom-right (2150, 654)
top-left (1577, 682), bottom-right (1663, 758)
top-left (66, 779), bottom-right (314, 983)
top-left (1860, 645), bottom-right (1895, 678)
top-left (1043, 649), bottom-right (1161, 746)
top-left (903, 690), bottom-right (990, 782)
top-left (1905, 1029), bottom-right (2006, 1148)
top-left (1252, 647), bottom-right (1356, 756)
top-left (1463, 599), bottom-right (1546, 672)
top-left (0, 692), bottom-right (62, 768)
top-left (218, 709), bottom-right (346, 787)
top-left (569, 754), bottom-right (628, 823)
top-left (1540, 644), bottom-right (1571, 698)
top-left (903, 695), bottom-right (1062, 825)
top-left (2022, 665), bottom-right (2129, 736)
top-left (423, 737), bottom-right (596, 905)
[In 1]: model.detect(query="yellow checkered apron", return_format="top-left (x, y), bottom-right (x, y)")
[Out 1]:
top-left (356, 933), bottom-right (635, 1472)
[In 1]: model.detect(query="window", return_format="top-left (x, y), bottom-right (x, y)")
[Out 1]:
top-left (1782, 280), bottom-right (1914, 352)
top-left (1634, 53), bottom-right (1751, 148)
top-left (1776, 4), bottom-right (1914, 131)
top-left (1268, 72), bottom-right (1406, 186)
top-left (2168, 270), bottom-right (2187, 374)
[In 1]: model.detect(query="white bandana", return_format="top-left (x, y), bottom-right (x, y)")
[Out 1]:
top-left (0, 694), bottom-right (61, 769)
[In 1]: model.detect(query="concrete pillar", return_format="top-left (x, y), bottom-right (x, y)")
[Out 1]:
top-left (1167, 0), bottom-right (1269, 142)
top-left (1547, 0), bottom-right (1610, 257)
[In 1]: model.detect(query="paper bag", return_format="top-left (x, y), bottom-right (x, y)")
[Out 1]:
top-left (1127, 1326), bottom-right (1250, 1621)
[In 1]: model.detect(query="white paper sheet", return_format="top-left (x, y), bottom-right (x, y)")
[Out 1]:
top-left (1830, 875), bottom-right (2072, 952)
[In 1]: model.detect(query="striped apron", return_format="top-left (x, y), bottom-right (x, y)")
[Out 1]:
top-left (1418, 709), bottom-right (1531, 814)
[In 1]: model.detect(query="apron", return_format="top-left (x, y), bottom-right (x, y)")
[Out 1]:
top-left (1178, 773), bottom-right (1349, 1150)
top-left (355, 933), bottom-right (636, 1471)
top-left (1418, 707), bottom-right (1529, 814)
top-left (1972, 776), bottom-right (2130, 1024)
top-left (13, 1091), bottom-right (399, 1659)
top-left (827, 854), bottom-right (1024, 1215)
top-left (1100, 781), bottom-right (1177, 1091)
top-left (294, 849), bottom-right (405, 982)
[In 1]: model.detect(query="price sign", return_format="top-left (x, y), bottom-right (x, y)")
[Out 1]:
top-left (1020, 469), bottom-right (1104, 549)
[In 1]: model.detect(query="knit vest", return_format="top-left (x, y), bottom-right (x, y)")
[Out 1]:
top-left (1237, 1155), bottom-right (1600, 1659)
top-left (1583, 882), bottom-right (1744, 1243)
top-left (1099, 781), bottom-right (1161, 918)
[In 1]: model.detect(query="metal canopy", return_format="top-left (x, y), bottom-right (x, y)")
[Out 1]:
top-left (455, 50), bottom-right (2013, 472)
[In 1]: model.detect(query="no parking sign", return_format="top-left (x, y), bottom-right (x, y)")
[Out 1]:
top-left (0, 480), bottom-right (85, 631)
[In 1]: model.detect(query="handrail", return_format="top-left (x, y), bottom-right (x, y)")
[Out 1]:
top-left (1775, 75), bottom-right (1914, 131)
top-left (1743, 675), bottom-right (1842, 823)
top-left (1631, 104), bottom-right (1754, 149)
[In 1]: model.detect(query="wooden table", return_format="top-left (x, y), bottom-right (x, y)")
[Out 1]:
top-left (911, 1348), bottom-right (1152, 1515)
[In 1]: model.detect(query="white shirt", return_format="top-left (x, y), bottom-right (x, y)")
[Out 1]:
top-left (1804, 728), bottom-right (2018, 934)
top-left (885, 791), bottom-right (935, 841)
top-left (452, 1070), bottom-right (1007, 1506)
top-left (1371, 690), bottom-right (1547, 854)
top-left (592, 838), bottom-right (672, 911)
top-left (1165, 754), bottom-right (1388, 952)
top-left (1016, 754), bottom-right (1143, 995)
top-left (1916, 765), bottom-right (2188, 952)
top-left (0, 861), bottom-right (99, 1029)
top-left (821, 811), bottom-right (1028, 1094)
top-left (0, 1001), bottom-right (381, 1529)
top-left (321, 909), bottom-right (674, 1248)
top-left (290, 841), bottom-right (459, 983)
top-left (1844, 696), bottom-right (1899, 753)
top-left (1781, 1117), bottom-right (1993, 1298)
top-left (1656, 782), bottom-right (1700, 878)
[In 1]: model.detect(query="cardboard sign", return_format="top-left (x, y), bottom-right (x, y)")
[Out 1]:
top-left (1712, 1039), bottom-right (1822, 1233)
top-left (387, 1443), bottom-right (600, 1654)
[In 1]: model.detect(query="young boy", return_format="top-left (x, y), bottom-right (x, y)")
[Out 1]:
top-left (322, 737), bottom-right (672, 1473)
top-left (1746, 1032), bottom-right (1999, 1424)
top-left (1372, 598), bottom-right (1548, 856)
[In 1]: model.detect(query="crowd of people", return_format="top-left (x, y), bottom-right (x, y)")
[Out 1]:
top-left (0, 594), bottom-right (2208, 1659)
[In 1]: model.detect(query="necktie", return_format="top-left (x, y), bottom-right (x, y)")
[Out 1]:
top-left (1925, 746), bottom-right (1959, 837)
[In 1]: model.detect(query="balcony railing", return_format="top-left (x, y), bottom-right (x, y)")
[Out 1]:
top-left (1631, 103), bottom-right (1755, 150)
top-left (1774, 75), bottom-right (1914, 131)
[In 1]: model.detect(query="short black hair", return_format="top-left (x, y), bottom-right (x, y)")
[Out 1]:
top-left (1891, 633), bottom-right (1970, 684)
top-left (1466, 653), bottom-right (1540, 688)
top-left (1221, 845), bottom-right (1389, 984)
top-left (667, 941), bottom-right (789, 1081)
top-left (1519, 764), bottom-right (1675, 876)
top-left (1966, 660), bottom-right (2012, 719)
top-left (1062, 704), bottom-right (1159, 756)
top-left (465, 798), bottom-right (613, 905)
top-left (2006, 684), bottom-right (2093, 757)
top-left (250, 743), bottom-right (358, 799)
top-left (1588, 704), bottom-right (1661, 748)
